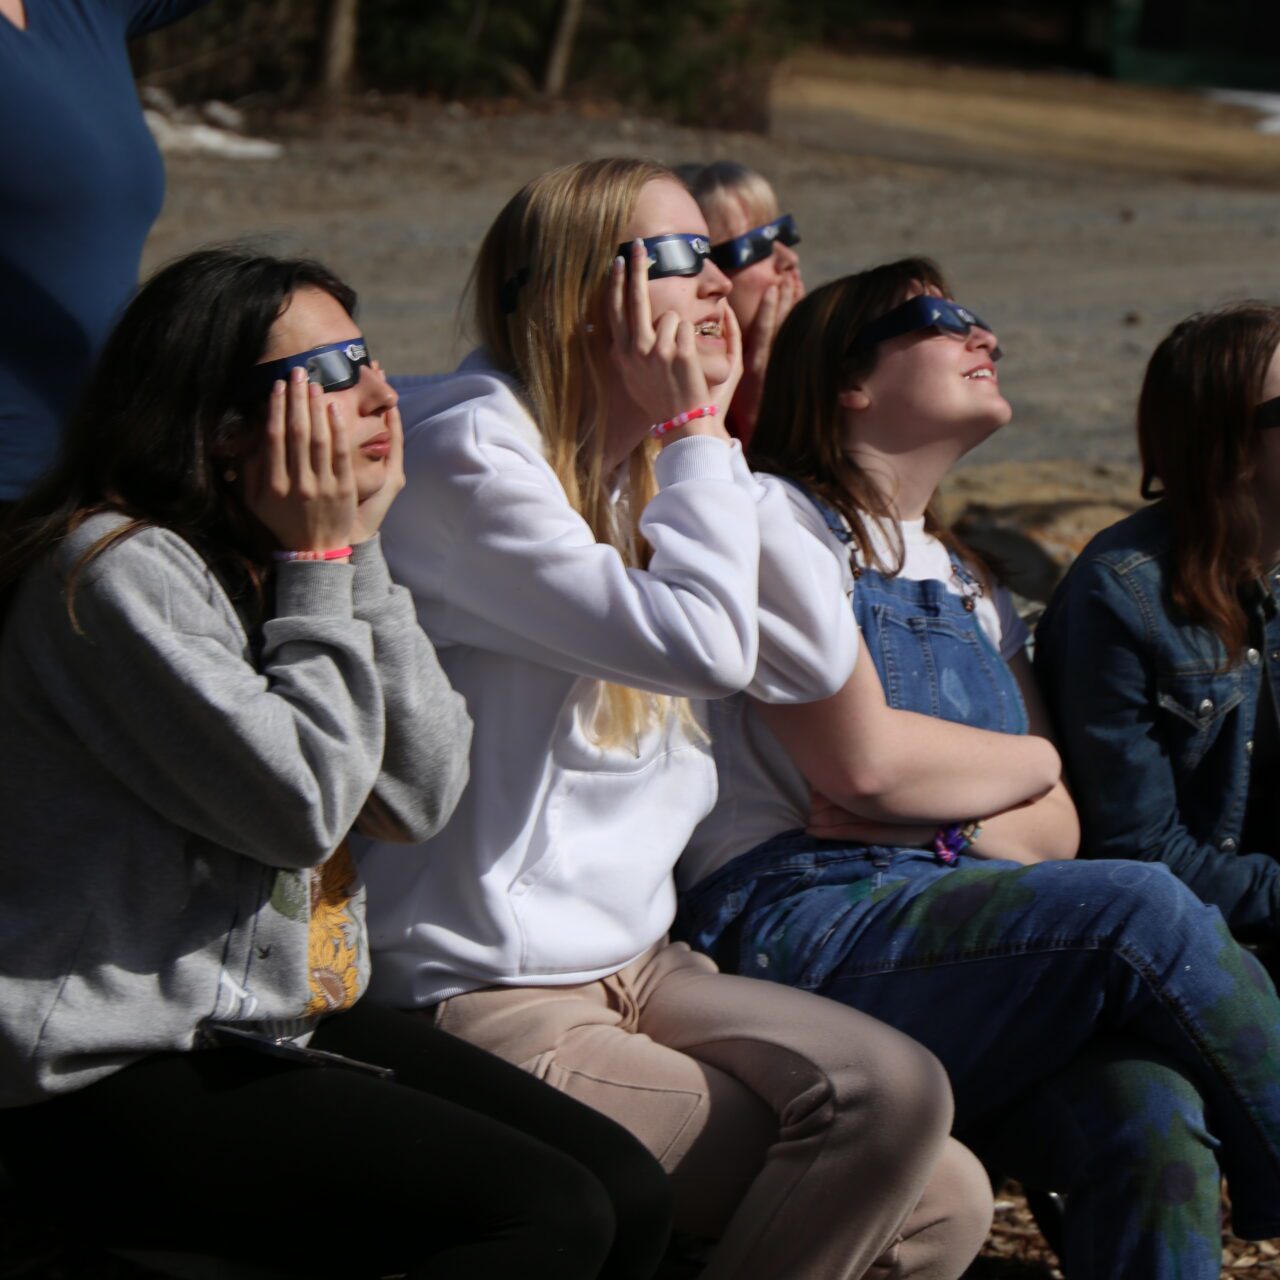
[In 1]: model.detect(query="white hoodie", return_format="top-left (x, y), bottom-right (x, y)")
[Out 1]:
top-left (359, 354), bottom-right (855, 1006)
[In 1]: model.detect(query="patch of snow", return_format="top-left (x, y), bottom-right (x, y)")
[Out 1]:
top-left (1207, 88), bottom-right (1280, 135)
top-left (144, 109), bottom-right (283, 160)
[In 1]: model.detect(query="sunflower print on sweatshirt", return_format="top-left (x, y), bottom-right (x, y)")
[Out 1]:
top-left (304, 840), bottom-right (364, 1015)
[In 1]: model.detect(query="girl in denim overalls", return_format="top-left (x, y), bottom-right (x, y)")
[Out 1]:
top-left (679, 259), bottom-right (1280, 1279)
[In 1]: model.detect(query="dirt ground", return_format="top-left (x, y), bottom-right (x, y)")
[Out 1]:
top-left (74, 51), bottom-right (1275, 1279)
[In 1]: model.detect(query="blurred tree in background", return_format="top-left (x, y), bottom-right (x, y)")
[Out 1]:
top-left (128, 0), bottom-right (1279, 127)
top-left (130, 0), bottom-right (837, 126)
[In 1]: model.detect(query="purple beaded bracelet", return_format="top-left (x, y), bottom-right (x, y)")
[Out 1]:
top-left (932, 821), bottom-right (982, 865)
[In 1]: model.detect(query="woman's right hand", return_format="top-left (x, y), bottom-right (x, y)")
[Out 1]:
top-left (607, 240), bottom-right (730, 445)
top-left (243, 367), bottom-right (358, 555)
top-left (734, 272), bottom-right (803, 433)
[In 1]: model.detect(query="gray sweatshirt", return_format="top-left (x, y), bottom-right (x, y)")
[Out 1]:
top-left (0, 513), bottom-right (472, 1105)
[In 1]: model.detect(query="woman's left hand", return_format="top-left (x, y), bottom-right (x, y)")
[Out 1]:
top-left (806, 789), bottom-right (935, 847)
top-left (349, 403), bottom-right (406, 544)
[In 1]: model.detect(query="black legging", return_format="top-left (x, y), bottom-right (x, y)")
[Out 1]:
top-left (0, 1001), bottom-right (672, 1279)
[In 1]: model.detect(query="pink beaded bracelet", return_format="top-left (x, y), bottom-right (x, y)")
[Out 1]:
top-left (272, 547), bottom-right (354, 562)
top-left (650, 404), bottom-right (717, 440)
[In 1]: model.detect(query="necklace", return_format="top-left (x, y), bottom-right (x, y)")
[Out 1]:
top-left (950, 556), bottom-right (984, 613)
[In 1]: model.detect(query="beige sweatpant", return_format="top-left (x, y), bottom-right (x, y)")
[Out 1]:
top-left (435, 940), bottom-right (992, 1280)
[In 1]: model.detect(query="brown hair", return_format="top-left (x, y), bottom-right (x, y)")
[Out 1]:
top-left (1138, 303), bottom-right (1280, 656)
top-left (0, 246), bottom-right (357, 631)
top-left (747, 257), bottom-right (984, 582)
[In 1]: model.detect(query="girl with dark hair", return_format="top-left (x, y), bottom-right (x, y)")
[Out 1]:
top-left (677, 261), bottom-right (1280, 1279)
top-left (0, 246), bottom-right (674, 1280)
top-left (1037, 305), bottom-right (1280, 947)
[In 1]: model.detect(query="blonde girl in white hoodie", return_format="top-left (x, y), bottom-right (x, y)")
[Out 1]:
top-left (359, 158), bottom-right (992, 1280)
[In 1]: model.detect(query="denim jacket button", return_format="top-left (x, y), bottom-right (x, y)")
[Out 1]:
top-left (1220, 837), bottom-right (1238, 852)
top-left (1197, 697), bottom-right (1215, 717)
top-left (1247, 648), bottom-right (1262, 666)
top-left (1247, 739), bottom-right (1255, 756)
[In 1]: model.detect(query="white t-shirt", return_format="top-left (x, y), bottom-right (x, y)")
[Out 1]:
top-left (679, 488), bottom-right (1028, 890)
top-left (860, 513), bottom-right (1030, 660)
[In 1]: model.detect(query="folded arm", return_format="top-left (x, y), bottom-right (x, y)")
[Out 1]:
top-left (757, 639), bottom-right (1061, 825)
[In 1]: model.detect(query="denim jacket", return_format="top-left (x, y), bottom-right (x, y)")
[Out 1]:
top-left (1035, 502), bottom-right (1280, 938)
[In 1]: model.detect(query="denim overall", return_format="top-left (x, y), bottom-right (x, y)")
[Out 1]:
top-left (678, 492), bottom-right (1280, 1278)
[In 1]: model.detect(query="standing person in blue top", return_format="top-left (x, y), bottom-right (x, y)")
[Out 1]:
top-left (0, 0), bottom-right (211, 506)
top-left (677, 261), bottom-right (1280, 1279)
top-left (1037, 303), bottom-right (1280, 956)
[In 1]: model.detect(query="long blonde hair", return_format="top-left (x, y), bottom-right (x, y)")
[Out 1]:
top-left (468, 157), bottom-right (695, 749)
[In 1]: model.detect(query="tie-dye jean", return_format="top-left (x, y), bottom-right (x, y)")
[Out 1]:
top-left (677, 840), bottom-right (1277, 1278)
top-left (679, 540), bottom-right (1279, 1277)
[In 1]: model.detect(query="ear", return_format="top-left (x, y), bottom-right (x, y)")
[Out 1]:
top-left (838, 385), bottom-right (872, 412)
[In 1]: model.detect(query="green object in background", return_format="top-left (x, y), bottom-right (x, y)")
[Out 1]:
top-left (1107, 0), bottom-right (1280, 92)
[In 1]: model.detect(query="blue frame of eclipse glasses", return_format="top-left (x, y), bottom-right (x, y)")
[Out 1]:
top-left (854, 297), bottom-right (1002, 361)
top-left (618, 233), bottom-right (713, 279)
top-left (244, 338), bottom-right (373, 398)
top-left (498, 234), bottom-right (714, 315)
top-left (710, 214), bottom-right (801, 273)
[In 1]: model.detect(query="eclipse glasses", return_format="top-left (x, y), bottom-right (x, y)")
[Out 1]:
top-left (499, 233), bottom-right (717, 314)
top-left (710, 214), bottom-right (801, 274)
top-left (619, 233), bottom-right (713, 280)
top-left (245, 338), bottom-right (373, 398)
top-left (854, 297), bottom-right (1002, 361)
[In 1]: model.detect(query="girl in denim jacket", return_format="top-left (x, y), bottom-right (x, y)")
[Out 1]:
top-left (678, 261), bottom-right (1280, 1279)
top-left (1038, 305), bottom-right (1280, 955)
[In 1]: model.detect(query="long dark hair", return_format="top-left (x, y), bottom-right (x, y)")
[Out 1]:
top-left (748, 257), bottom-right (985, 582)
top-left (1138, 303), bottom-right (1280, 656)
top-left (0, 245), bottom-right (357, 624)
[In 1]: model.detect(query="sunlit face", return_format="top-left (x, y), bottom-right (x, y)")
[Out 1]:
top-left (259, 287), bottom-right (399, 502)
top-left (1252, 341), bottom-right (1280, 529)
top-left (850, 281), bottom-right (1011, 453)
top-left (708, 194), bottom-right (803, 334)
top-left (621, 178), bottom-right (734, 388)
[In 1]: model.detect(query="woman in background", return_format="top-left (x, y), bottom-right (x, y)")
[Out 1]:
top-left (0, 0), bottom-right (212, 507)
top-left (678, 161), bottom-right (804, 443)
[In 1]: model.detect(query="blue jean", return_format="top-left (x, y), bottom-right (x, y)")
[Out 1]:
top-left (677, 837), bottom-right (1280, 1276)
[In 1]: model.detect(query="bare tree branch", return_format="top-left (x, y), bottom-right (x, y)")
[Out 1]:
top-left (321, 0), bottom-right (360, 95)
top-left (543, 0), bottom-right (585, 98)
